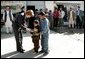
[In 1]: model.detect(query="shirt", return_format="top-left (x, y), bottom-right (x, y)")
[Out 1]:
top-left (53, 11), bottom-right (59, 18)
top-left (40, 18), bottom-right (50, 34)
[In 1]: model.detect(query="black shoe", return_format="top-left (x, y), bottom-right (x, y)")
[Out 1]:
top-left (19, 50), bottom-right (24, 53)
top-left (39, 50), bottom-right (45, 53)
top-left (17, 50), bottom-right (20, 52)
top-left (17, 49), bottom-right (25, 51)
top-left (9, 32), bottom-right (12, 34)
top-left (21, 49), bottom-right (25, 51)
top-left (43, 52), bottom-right (49, 56)
top-left (17, 49), bottom-right (25, 53)
top-left (17, 49), bottom-right (21, 51)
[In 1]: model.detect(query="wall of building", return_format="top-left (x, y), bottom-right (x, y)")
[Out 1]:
top-left (1, 1), bottom-right (26, 13)
top-left (56, 1), bottom-right (84, 11)
top-left (45, 1), bottom-right (55, 12)
top-left (26, 1), bottom-right (45, 10)
top-left (1, 1), bottom-right (84, 13)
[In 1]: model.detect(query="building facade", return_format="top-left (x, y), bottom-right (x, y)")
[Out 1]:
top-left (1, 1), bottom-right (84, 13)
top-left (55, 1), bottom-right (84, 11)
top-left (1, 1), bottom-right (55, 13)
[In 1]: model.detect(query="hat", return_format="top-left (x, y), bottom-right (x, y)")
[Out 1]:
top-left (21, 6), bottom-right (25, 9)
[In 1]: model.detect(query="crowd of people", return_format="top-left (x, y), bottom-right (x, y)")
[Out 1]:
top-left (1, 5), bottom-right (84, 56)
top-left (35, 6), bottom-right (84, 29)
top-left (1, 5), bottom-right (84, 34)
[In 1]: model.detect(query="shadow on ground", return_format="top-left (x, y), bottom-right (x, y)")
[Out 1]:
top-left (1, 30), bottom-right (56, 40)
top-left (1, 31), bottom-right (31, 40)
top-left (51, 27), bottom-right (84, 35)
top-left (1, 49), bottom-right (48, 58)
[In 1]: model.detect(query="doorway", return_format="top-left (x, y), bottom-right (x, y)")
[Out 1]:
top-left (27, 6), bottom-right (35, 13)
top-left (57, 5), bottom-right (64, 10)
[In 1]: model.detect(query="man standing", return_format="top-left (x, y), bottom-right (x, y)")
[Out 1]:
top-left (12, 7), bottom-right (25, 53)
top-left (59, 7), bottom-right (65, 29)
top-left (68, 7), bottom-right (76, 28)
top-left (76, 6), bottom-right (83, 29)
top-left (48, 10), bottom-right (53, 29)
top-left (38, 12), bottom-right (50, 55)
top-left (3, 6), bottom-right (14, 34)
top-left (53, 8), bottom-right (59, 28)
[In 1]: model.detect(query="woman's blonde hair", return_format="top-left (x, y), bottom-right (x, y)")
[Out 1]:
top-left (25, 10), bottom-right (34, 17)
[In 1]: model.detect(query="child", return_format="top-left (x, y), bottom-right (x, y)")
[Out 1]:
top-left (31, 20), bottom-right (40, 53)
top-left (25, 20), bottom-right (40, 53)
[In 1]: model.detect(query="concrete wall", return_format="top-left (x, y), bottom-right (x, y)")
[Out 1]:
top-left (26, 1), bottom-right (45, 10)
top-left (45, 1), bottom-right (55, 12)
top-left (56, 1), bottom-right (84, 11)
top-left (1, 1), bottom-right (26, 13)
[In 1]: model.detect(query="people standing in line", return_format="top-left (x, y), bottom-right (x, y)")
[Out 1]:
top-left (53, 8), bottom-right (60, 28)
top-left (38, 12), bottom-right (50, 55)
top-left (48, 10), bottom-right (54, 29)
top-left (59, 7), bottom-right (65, 29)
top-left (12, 6), bottom-right (26, 53)
top-left (3, 5), bottom-right (14, 34)
top-left (76, 6), bottom-right (84, 29)
top-left (68, 7), bottom-right (76, 29)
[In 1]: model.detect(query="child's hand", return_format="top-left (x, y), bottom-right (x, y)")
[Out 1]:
top-left (34, 28), bottom-right (38, 32)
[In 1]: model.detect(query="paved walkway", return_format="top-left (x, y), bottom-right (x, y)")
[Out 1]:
top-left (1, 28), bottom-right (84, 58)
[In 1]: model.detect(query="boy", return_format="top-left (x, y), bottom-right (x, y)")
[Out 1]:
top-left (31, 20), bottom-right (40, 53)
top-left (25, 20), bottom-right (40, 54)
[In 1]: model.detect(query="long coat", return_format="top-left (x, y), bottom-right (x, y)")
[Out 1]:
top-left (67, 10), bottom-right (76, 21)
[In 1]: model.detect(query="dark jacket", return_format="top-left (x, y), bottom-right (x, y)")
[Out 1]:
top-left (28, 17), bottom-right (35, 29)
top-left (12, 13), bottom-right (25, 30)
top-left (4, 10), bottom-right (13, 22)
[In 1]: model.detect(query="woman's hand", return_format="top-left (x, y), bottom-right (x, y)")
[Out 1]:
top-left (25, 28), bottom-right (30, 31)
top-left (30, 30), bottom-right (34, 32)
top-left (18, 27), bottom-right (21, 31)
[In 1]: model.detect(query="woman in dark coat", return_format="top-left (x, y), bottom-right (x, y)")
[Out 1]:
top-left (25, 10), bottom-right (35, 29)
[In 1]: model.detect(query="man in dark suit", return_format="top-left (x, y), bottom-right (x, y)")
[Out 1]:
top-left (12, 7), bottom-right (26, 53)
top-left (76, 6), bottom-right (84, 29)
